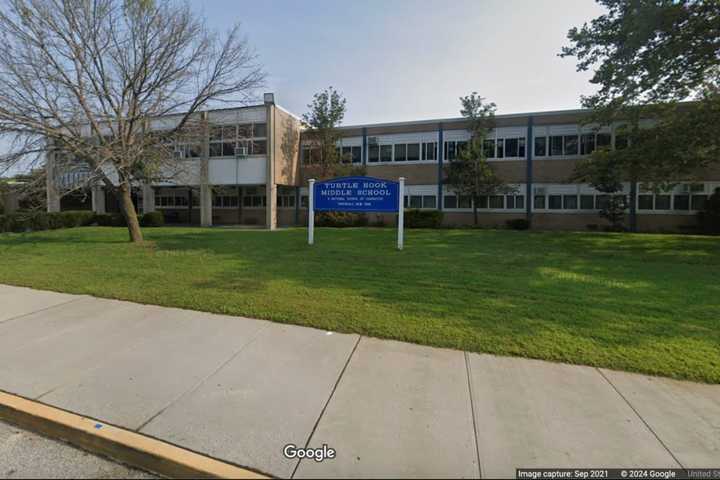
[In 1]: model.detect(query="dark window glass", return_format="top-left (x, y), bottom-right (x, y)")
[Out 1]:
top-left (458, 195), bottom-right (472, 208)
top-left (301, 196), bottom-right (308, 208)
top-left (423, 142), bottom-right (437, 161)
top-left (615, 134), bottom-right (629, 150)
top-left (445, 142), bottom-right (456, 161)
top-left (409, 195), bottom-right (422, 208)
top-left (674, 195), bottom-right (690, 210)
top-left (518, 138), bottom-right (526, 158)
top-left (550, 136), bottom-right (563, 156)
top-left (534, 195), bottom-right (546, 209)
top-left (252, 140), bottom-right (267, 155)
top-left (209, 143), bottom-right (223, 157)
top-left (505, 138), bottom-right (518, 157)
top-left (422, 195), bottom-right (436, 209)
top-left (222, 142), bottom-right (235, 156)
top-left (549, 195), bottom-right (562, 209)
top-left (580, 195), bottom-right (595, 210)
top-left (483, 139), bottom-right (495, 158)
top-left (534, 136), bottom-right (546, 156)
top-left (368, 145), bottom-right (379, 162)
top-left (580, 133), bottom-right (596, 155)
top-left (242, 196), bottom-right (251, 207)
top-left (655, 195), bottom-right (671, 210)
top-left (237, 124), bottom-right (252, 138)
top-left (444, 195), bottom-right (457, 209)
top-left (477, 196), bottom-right (488, 209)
top-left (516, 195), bottom-right (525, 209)
top-left (253, 123), bottom-right (267, 137)
top-left (407, 143), bottom-right (420, 161)
top-left (596, 133), bottom-right (611, 148)
top-left (563, 195), bottom-right (578, 210)
top-left (596, 195), bottom-right (610, 210)
top-left (380, 145), bottom-right (392, 162)
top-left (209, 126), bottom-right (223, 141)
top-left (506, 195), bottom-right (515, 209)
top-left (564, 135), bottom-right (579, 155)
top-left (489, 195), bottom-right (504, 209)
top-left (351, 146), bottom-right (362, 164)
top-left (456, 141), bottom-right (467, 157)
top-left (394, 144), bottom-right (406, 161)
top-left (638, 195), bottom-right (654, 210)
top-left (496, 138), bottom-right (504, 158)
top-left (692, 195), bottom-right (708, 210)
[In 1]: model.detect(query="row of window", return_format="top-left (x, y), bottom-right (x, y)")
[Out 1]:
top-left (209, 122), bottom-right (267, 158)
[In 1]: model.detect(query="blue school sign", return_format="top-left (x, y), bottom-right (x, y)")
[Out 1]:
top-left (313, 176), bottom-right (400, 213)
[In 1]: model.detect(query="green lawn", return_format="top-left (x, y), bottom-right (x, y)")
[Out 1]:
top-left (0, 226), bottom-right (718, 383)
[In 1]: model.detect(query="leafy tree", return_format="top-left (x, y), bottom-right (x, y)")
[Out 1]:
top-left (301, 87), bottom-right (363, 180)
top-left (573, 149), bottom-right (627, 230)
top-left (0, 0), bottom-right (265, 242)
top-left (561, 0), bottom-right (720, 231)
top-left (444, 93), bottom-right (515, 225)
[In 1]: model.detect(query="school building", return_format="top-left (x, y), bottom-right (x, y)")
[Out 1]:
top-left (46, 94), bottom-right (720, 232)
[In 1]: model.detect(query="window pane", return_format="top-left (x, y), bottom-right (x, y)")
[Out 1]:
top-left (580, 133), bottom-right (595, 155)
top-left (209, 126), bottom-right (223, 141)
top-left (423, 142), bottom-right (437, 160)
top-left (477, 195), bottom-right (488, 209)
top-left (252, 140), bottom-right (267, 155)
top-left (674, 195), bottom-right (690, 210)
top-left (458, 195), bottom-right (472, 208)
top-left (655, 195), bottom-right (671, 210)
top-left (580, 195), bottom-right (595, 210)
top-left (407, 143), bottom-right (420, 161)
top-left (301, 196), bottom-right (308, 208)
top-left (444, 195), bottom-right (457, 209)
top-left (222, 126), bottom-right (236, 140)
top-left (534, 195), bottom-right (546, 209)
top-left (445, 142), bottom-right (456, 161)
top-left (596, 195), bottom-right (610, 210)
top-left (489, 195), bottom-right (504, 209)
top-left (380, 145), bottom-right (392, 162)
top-left (368, 145), bottom-right (379, 162)
top-left (209, 143), bottom-right (223, 157)
top-left (394, 144), bottom-right (406, 161)
top-left (351, 146), bottom-right (362, 164)
top-left (638, 195), bottom-right (654, 210)
top-left (519, 138), bottom-right (526, 158)
top-left (496, 138), bottom-right (504, 158)
top-left (237, 124), bottom-right (252, 138)
top-left (506, 195), bottom-right (515, 209)
top-left (516, 195), bottom-right (525, 209)
top-left (505, 138), bottom-right (518, 157)
top-left (534, 137), bottom-right (546, 156)
top-left (456, 141), bottom-right (467, 157)
top-left (483, 139), bottom-right (495, 158)
top-left (422, 195), bottom-right (436, 209)
top-left (550, 136), bottom-right (563, 156)
top-left (409, 195), bottom-right (422, 208)
top-left (563, 195), bottom-right (578, 210)
top-left (597, 133), bottom-right (611, 148)
top-left (564, 135), bottom-right (579, 155)
top-left (253, 123), bottom-right (267, 137)
top-left (549, 195), bottom-right (562, 209)
top-left (692, 195), bottom-right (708, 210)
top-left (222, 142), bottom-right (235, 156)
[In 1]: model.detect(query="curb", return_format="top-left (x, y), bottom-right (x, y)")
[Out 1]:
top-left (0, 390), bottom-right (268, 479)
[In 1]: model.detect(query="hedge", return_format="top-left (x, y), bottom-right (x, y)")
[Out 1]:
top-left (0, 211), bottom-right (96, 233)
top-left (404, 209), bottom-right (443, 228)
top-left (315, 211), bottom-right (369, 228)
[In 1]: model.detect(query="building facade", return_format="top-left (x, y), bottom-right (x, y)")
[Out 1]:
top-left (47, 96), bottom-right (720, 232)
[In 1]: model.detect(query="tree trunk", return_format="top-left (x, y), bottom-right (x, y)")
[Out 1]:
top-left (118, 181), bottom-right (144, 243)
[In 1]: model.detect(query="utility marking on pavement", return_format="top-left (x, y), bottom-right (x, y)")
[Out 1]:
top-left (464, 352), bottom-right (483, 479)
top-left (0, 389), bottom-right (269, 479)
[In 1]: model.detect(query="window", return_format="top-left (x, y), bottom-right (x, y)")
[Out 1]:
top-left (422, 195), bottom-right (436, 209)
top-left (252, 140), bottom-right (267, 155)
top-left (476, 196), bottom-right (488, 209)
top-left (496, 138), bottom-right (504, 158)
top-left (638, 195), bottom-right (653, 210)
top-left (505, 138), bottom-right (519, 157)
top-left (456, 141), bottom-right (468, 157)
top-left (445, 141), bottom-right (457, 161)
top-left (380, 145), bottom-right (392, 162)
top-left (506, 195), bottom-right (524, 209)
top-left (444, 195), bottom-right (457, 209)
top-left (596, 195), bottom-right (610, 210)
top-left (580, 133), bottom-right (596, 155)
top-left (209, 122), bottom-right (267, 158)
top-left (518, 138), bottom-right (526, 158)
top-left (407, 195), bottom-right (422, 208)
top-left (489, 195), bottom-right (504, 209)
top-left (341, 146), bottom-right (352, 163)
top-left (550, 136), bottom-right (563, 156)
top-left (394, 144), bottom-right (406, 162)
top-left (596, 133), bottom-right (611, 148)
top-left (563, 195), bottom-right (578, 210)
top-left (548, 195), bottom-right (562, 209)
top-left (564, 135), bottom-right (579, 155)
top-left (534, 136), bottom-right (546, 156)
top-left (484, 139), bottom-right (495, 158)
top-left (655, 195), bottom-right (671, 210)
top-left (407, 143), bottom-right (420, 161)
top-left (534, 195), bottom-right (546, 209)
top-left (368, 145), bottom-right (379, 162)
top-left (277, 188), bottom-right (296, 208)
top-left (253, 123), bottom-right (267, 138)
top-left (692, 195), bottom-right (708, 210)
top-left (351, 146), bottom-right (362, 164)
top-left (580, 195), bottom-right (595, 210)
top-left (301, 195), bottom-right (309, 208)
top-left (458, 195), bottom-right (472, 208)
top-left (674, 194), bottom-right (690, 210)
top-left (422, 142), bottom-right (437, 161)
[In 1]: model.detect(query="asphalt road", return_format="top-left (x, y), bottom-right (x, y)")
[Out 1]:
top-left (0, 420), bottom-right (154, 479)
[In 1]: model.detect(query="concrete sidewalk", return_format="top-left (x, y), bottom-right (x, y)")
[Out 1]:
top-left (0, 284), bottom-right (718, 478)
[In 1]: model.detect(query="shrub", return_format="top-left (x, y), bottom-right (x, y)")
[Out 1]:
top-left (506, 218), bottom-right (529, 230)
top-left (140, 211), bottom-right (165, 227)
top-left (404, 209), bottom-right (443, 228)
top-left (315, 211), bottom-right (368, 227)
top-left (95, 212), bottom-right (127, 227)
top-left (698, 187), bottom-right (720, 235)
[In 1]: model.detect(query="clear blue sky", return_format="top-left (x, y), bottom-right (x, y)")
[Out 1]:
top-left (191, 0), bottom-right (605, 124)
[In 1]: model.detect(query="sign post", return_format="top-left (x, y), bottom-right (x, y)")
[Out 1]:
top-left (398, 177), bottom-right (405, 250)
top-left (308, 176), bottom-right (404, 250)
top-left (308, 178), bottom-right (315, 245)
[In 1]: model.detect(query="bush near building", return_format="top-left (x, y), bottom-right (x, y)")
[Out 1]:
top-left (0, 211), bottom-right (96, 233)
top-left (315, 212), bottom-right (369, 227)
top-left (405, 210), bottom-right (443, 228)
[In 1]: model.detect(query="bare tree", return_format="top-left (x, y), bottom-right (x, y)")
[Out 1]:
top-left (0, 0), bottom-right (265, 242)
